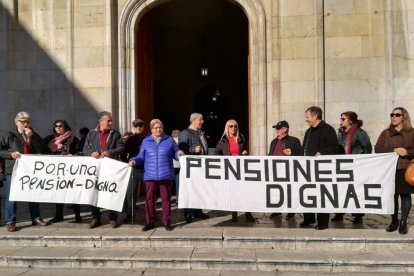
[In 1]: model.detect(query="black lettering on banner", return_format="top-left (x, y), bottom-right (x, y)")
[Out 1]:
top-left (205, 158), bottom-right (221, 179)
top-left (264, 159), bottom-right (269, 182)
top-left (87, 166), bottom-right (97, 176)
top-left (272, 159), bottom-right (290, 182)
top-left (244, 159), bottom-right (261, 181)
top-left (293, 160), bottom-right (311, 182)
top-left (300, 184), bottom-right (317, 208)
top-left (186, 157), bottom-right (201, 178)
top-left (343, 184), bottom-right (360, 208)
top-left (336, 159), bottom-right (354, 182)
top-left (45, 163), bottom-right (56, 174)
top-left (364, 184), bottom-right (382, 209)
top-left (320, 184), bottom-right (339, 208)
top-left (315, 160), bottom-right (333, 182)
top-left (57, 163), bottom-right (66, 176)
top-left (85, 179), bottom-right (94, 189)
top-left (287, 184), bottom-right (292, 208)
top-left (45, 179), bottom-right (54, 190)
top-left (33, 161), bottom-right (44, 174)
top-left (20, 176), bottom-right (30, 191)
top-left (266, 184), bottom-right (284, 208)
top-left (224, 158), bottom-right (241, 180)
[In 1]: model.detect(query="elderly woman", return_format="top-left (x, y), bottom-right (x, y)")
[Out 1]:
top-left (129, 119), bottom-right (183, 231)
top-left (44, 120), bottom-right (82, 224)
top-left (0, 111), bottom-right (49, 232)
top-left (375, 107), bottom-right (414, 234)
top-left (214, 119), bottom-right (255, 223)
top-left (331, 111), bottom-right (372, 224)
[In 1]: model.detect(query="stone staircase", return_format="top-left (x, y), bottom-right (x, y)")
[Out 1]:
top-left (1, 226), bottom-right (414, 274)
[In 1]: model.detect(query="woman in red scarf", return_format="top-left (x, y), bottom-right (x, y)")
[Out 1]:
top-left (331, 111), bottom-right (372, 224)
top-left (44, 120), bottom-right (82, 223)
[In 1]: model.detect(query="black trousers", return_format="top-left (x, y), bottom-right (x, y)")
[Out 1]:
top-left (303, 213), bottom-right (330, 226)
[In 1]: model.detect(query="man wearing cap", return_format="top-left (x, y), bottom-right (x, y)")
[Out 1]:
top-left (178, 113), bottom-right (209, 223)
top-left (0, 111), bottom-right (49, 232)
top-left (268, 120), bottom-right (302, 220)
top-left (300, 106), bottom-right (342, 230)
top-left (122, 118), bottom-right (146, 223)
top-left (83, 111), bottom-right (125, 228)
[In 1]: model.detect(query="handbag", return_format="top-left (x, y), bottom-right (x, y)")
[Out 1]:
top-left (405, 160), bottom-right (414, 186)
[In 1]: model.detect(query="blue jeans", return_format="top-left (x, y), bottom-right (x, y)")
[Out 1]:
top-left (5, 175), bottom-right (40, 224)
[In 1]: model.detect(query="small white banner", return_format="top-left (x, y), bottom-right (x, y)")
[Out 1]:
top-left (10, 155), bottom-right (131, 212)
top-left (178, 153), bottom-right (399, 214)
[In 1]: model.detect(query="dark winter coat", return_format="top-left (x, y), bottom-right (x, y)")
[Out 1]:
top-left (214, 134), bottom-right (248, 156)
top-left (0, 128), bottom-right (48, 175)
top-left (82, 127), bottom-right (125, 160)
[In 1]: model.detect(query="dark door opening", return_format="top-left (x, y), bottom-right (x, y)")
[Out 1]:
top-left (136, 0), bottom-right (249, 147)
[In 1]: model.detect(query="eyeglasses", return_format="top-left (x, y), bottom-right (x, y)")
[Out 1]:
top-left (228, 125), bottom-right (238, 128)
top-left (54, 124), bottom-right (63, 128)
top-left (340, 118), bottom-right (347, 121)
top-left (18, 120), bottom-right (30, 124)
top-left (390, 113), bottom-right (403, 118)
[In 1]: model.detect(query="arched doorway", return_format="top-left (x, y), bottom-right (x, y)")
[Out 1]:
top-left (136, 0), bottom-right (249, 147)
top-left (119, 0), bottom-right (267, 154)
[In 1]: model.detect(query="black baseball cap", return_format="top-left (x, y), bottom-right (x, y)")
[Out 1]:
top-left (132, 119), bottom-right (144, 127)
top-left (273, 120), bottom-right (289, 129)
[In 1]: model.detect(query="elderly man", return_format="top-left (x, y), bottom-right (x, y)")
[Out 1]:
top-left (268, 120), bottom-right (302, 220)
top-left (0, 111), bottom-right (49, 232)
top-left (178, 113), bottom-right (209, 223)
top-left (122, 118), bottom-right (146, 223)
top-left (83, 111), bottom-right (125, 228)
top-left (300, 106), bottom-right (342, 230)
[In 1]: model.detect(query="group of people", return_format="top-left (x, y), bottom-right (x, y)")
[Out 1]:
top-left (0, 105), bottom-right (413, 234)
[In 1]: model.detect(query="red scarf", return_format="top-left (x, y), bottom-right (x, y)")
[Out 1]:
top-left (344, 124), bottom-right (357, 154)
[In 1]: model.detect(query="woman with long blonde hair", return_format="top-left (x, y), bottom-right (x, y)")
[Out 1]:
top-left (214, 119), bottom-right (255, 223)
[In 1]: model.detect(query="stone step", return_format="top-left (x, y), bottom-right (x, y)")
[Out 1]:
top-left (0, 246), bottom-right (414, 273)
top-left (0, 267), bottom-right (410, 276)
top-left (0, 227), bottom-right (413, 252)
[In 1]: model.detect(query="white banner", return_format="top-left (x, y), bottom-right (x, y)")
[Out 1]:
top-left (10, 155), bottom-right (131, 212)
top-left (178, 153), bottom-right (399, 214)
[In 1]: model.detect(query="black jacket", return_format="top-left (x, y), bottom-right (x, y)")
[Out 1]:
top-left (0, 128), bottom-right (48, 175)
top-left (178, 128), bottom-right (207, 155)
top-left (268, 135), bottom-right (302, 156)
top-left (82, 128), bottom-right (125, 160)
top-left (214, 134), bottom-right (248, 156)
top-left (303, 120), bottom-right (342, 156)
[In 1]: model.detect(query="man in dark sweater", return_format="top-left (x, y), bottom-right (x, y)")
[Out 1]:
top-left (268, 120), bottom-right (302, 220)
top-left (300, 106), bottom-right (341, 230)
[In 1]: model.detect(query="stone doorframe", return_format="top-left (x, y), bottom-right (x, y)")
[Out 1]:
top-left (118, 0), bottom-right (267, 154)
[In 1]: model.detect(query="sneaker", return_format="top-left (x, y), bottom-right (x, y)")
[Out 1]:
top-left (89, 219), bottom-right (101, 229)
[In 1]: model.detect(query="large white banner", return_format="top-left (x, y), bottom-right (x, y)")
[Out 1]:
top-left (178, 153), bottom-right (399, 214)
top-left (10, 155), bottom-right (131, 212)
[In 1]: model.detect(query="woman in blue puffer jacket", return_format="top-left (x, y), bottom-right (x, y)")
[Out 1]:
top-left (129, 119), bottom-right (183, 231)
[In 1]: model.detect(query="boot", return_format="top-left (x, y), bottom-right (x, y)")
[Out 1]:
top-left (399, 220), bottom-right (408, 234)
top-left (386, 219), bottom-right (399, 232)
top-left (231, 212), bottom-right (238, 222)
top-left (245, 212), bottom-right (255, 223)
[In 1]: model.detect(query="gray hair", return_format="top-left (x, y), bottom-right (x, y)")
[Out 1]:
top-left (15, 111), bottom-right (31, 123)
top-left (189, 113), bottom-right (203, 123)
top-left (98, 111), bottom-right (112, 120)
top-left (305, 106), bottom-right (323, 120)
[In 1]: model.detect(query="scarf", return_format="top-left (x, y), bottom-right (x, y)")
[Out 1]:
top-left (48, 131), bottom-right (72, 152)
top-left (344, 124), bottom-right (357, 154)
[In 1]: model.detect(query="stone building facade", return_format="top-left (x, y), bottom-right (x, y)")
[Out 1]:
top-left (0, 0), bottom-right (413, 154)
